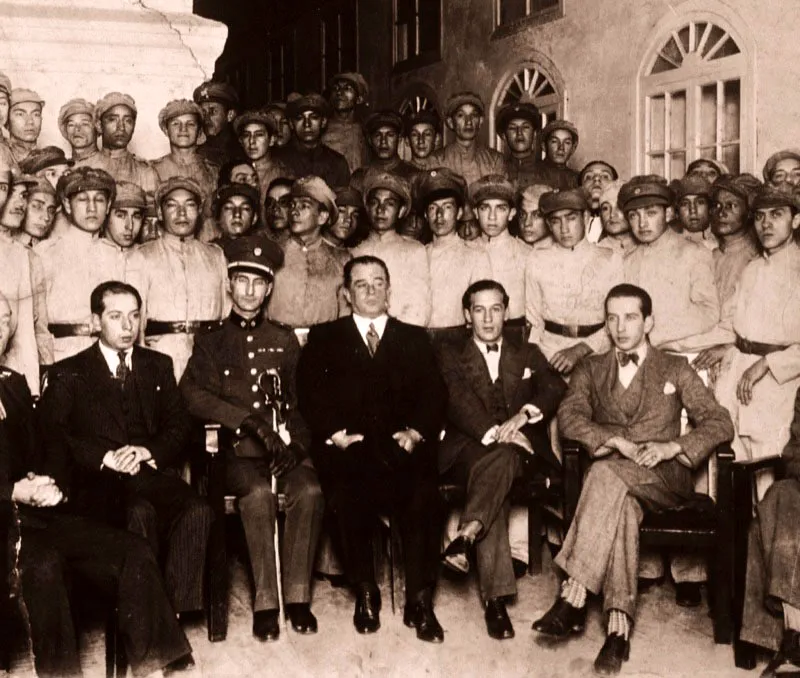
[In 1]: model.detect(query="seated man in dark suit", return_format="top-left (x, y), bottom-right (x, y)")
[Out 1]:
top-left (0, 292), bottom-right (194, 678)
top-left (297, 255), bottom-right (447, 642)
top-left (39, 280), bottom-right (213, 620)
top-left (437, 279), bottom-right (566, 640)
top-left (533, 284), bottom-right (733, 675)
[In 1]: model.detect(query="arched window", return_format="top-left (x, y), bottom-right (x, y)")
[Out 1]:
top-left (638, 14), bottom-right (752, 179)
top-left (490, 61), bottom-right (563, 150)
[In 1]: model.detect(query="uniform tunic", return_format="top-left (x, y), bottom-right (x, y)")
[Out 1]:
top-left (321, 118), bottom-right (368, 174)
top-left (152, 153), bottom-right (219, 202)
top-left (267, 236), bottom-right (351, 329)
top-left (83, 148), bottom-right (159, 195)
top-left (506, 153), bottom-right (542, 190)
top-left (352, 230), bottom-right (431, 327)
top-left (97, 237), bottom-right (138, 280)
top-left (350, 157), bottom-right (419, 192)
top-left (525, 238), bottom-right (623, 359)
top-left (423, 143), bottom-right (507, 186)
top-left (683, 228), bottom-right (719, 252)
top-left (468, 231), bottom-right (531, 320)
top-left (253, 156), bottom-right (294, 204)
top-left (273, 140), bottom-right (350, 189)
top-left (36, 227), bottom-right (119, 362)
top-left (126, 232), bottom-right (228, 380)
top-left (520, 158), bottom-right (579, 191)
top-left (425, 233), bottom-right (491, 328)
top-left (197, 128), bottom-right (242, 167)
top-left (597, 233), bottom-right (638, 258)
top-left (624, 227), bottom-right (719, 351)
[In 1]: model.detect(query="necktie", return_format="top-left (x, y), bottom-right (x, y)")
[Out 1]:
top-left (486, 343), bottom-right (499, 353)
top-left (617, 352), bottom-right (639, 367)
top-left (366, 322), bottom-right (380, 357)
top-left (116, 350), bottom-right (130, 383)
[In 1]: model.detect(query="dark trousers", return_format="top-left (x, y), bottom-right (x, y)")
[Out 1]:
top-left (125, 470), bottom-right (213, 613)
top-left (19, 514), bottom-right (191, 678)
top-left (226, 455), bottom-right (325, 610)
top-left (315, 438), bottom-right (444, 602)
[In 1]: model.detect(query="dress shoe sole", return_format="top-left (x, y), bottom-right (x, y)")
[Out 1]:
top-left (254, 631), bottom-right (280, 643)
top-left (290, 625), bottom-right (318, 635)
top-left (354, 623), bottom-right (381, 634)
top-left (416, 630), bottom-right (444, 643)
top-left (532, 621), bottom-right (585, 638)
top-left (487, 628), bottom-right (515, 640)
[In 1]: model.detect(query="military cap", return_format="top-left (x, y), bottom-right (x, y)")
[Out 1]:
top-left (762, 149), bottom-right (800, 183)
top-left (9, 88), bottom-right (44, 110)
top-left (362, 170), bottom-right (412, 212)
top-left (19, 146), bottom-right (74, 175)
top-left (417, 167), bottom-right (467, 210)
top-left (750, 184), bottom-right (797, 212)
top-left (579, 160), bottom-right (619, 183)
top-left (0, 73), bottom-right (11, 98)
top-left (468, 174), bottom-right (515, 206)
top-left (618, 175), bottom-right (673, 212)
top-left (12, 173), bottom-right (39, 189)
top-left (292, 175), bottom-right (339, 224)
top-left (671, 174), bottom-right (711, 201)
top-left (113, 181), bottom-right (147, 209)
top-left (95, 92), bottom-right (137, 121)
top-left (144, 193), bottom-right (157, 219)
top-left (444, 91), bottom-right (484, 118)
top-left (709, 173), bottom-right (762, 211)
top-left (212, 182), bottom-right (260, 215)
top-left (520, 182), bottom-right (555, 205)
top-left (57, 166), bottom-right (116, 201)
top-left (403, 108), bottom-right (440, 136)
top-left (28, 176), bottom-right (57, 197)
top-left (539, 188), bottom-right (589, 216)
top-left (496, 101), bottom-right (540, 134)
top-left (193, 80), bottom-right (239, 109)
top-left (158, 99), bottom-right (203, 134)
top-left (233, 110), bottom-right (277, 137)
top-left (686, 157), bottom-right (728, 178)
top-left (329, 72), bottom-right (369, 99)
top-left (286, 93), bottom-right (331, 119)
top-left (335, 186), bottom-right (363, 209)
top-left (364, 110), bottom-right (404, 137)
top-left (541, 119), bottom-right (579, 145)
top-left (598, 180), bottom-right (625, 208)
top-left (57, 98), bottom-right (95, 139)
top-left (224, 234), bottom-right (284, 280)
top-left (154, 176), bottom-right (203, 208)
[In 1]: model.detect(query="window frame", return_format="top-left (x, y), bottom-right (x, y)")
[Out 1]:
top-left (492, 0), bottom-right (564, 40)
top-left (391, 0), bottom-right (442, 74)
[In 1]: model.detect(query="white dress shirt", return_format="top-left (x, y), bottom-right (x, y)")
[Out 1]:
top-left (352, 313), bottom-right (389, 349)
top-left (98, 340), bottom-right (133, 376)
top-left (616, 342), bottom-right (648, 389)
top-left (475, 337), bottom-right (502, 383)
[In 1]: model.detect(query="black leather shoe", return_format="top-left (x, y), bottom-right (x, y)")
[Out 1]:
top-left (675, 582), bottom-right (702, 608)
top-left (286, 603), bottom-right (318, 634)
top-left (253, 609), bottom-right (280, 642)
top-left (593, 634), bottom-right (630, 675)
top-left (163, 653), bottom-right (196, 675)
top-left (442, 535), bottom-right (473, 574)
top-left (512, 558), bottom-right (528, 579)
top-left (403, 601), bottom-right (444, 643)
top-left (760, 630), bottom-right (800, 678)
top-left (353, 585), bottom-right (381, 634)
top-left (532, 597), bottom-right (587, 637)
top-left (484, 598), bottom-right (515, 640)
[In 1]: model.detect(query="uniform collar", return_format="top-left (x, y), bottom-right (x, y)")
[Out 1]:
top-left (229, 310), bottom-right (264, 330)
top-left (763, 240), bottom-right (799, 263)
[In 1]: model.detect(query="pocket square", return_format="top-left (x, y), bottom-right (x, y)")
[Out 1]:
top-left (522, 367), bottom-right (533, 380)
top-left (663, 382), bottom-right (676, 395)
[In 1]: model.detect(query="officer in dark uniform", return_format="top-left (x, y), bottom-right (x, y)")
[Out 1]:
top-left (193, 80), bottom-right (242, 167)
top-left (180, 234), bottom-right (324, 643)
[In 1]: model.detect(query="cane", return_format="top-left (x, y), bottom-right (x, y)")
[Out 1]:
top-left (258, 369), bottom-right (288, 629)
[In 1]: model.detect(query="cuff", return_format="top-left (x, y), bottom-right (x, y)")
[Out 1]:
top-left (520, 404), bottom-right (542, 423)
top-left (481, 425), bottom-right (499, 446)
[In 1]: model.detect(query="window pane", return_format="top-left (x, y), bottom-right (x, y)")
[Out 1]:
top-left (702, 24), bottom-right (726, 58)
top-left (500, 0), bottom-right (527, 25)
top-left (396, 0), bottom-right (415, 23)
top-left (722, 144), bottom-right (740, 174)
top-left (670, 152), bottom-right (686, 180)
top-left (649, 95), bottom-right (665, 152)
top-left (532, 0), bottom-right (559, 12)
top-left (669, 90), bottom-right (687, 150)
top-left (395, 23), bottom-right (409, 62)
top-left (418, 0), bottom-right (440, 54)
top-left (649, 154), bottom-right (665, 177)
top-left (677, 26), bottom-right (690, 54)
top-left (699, 83), bottom-right (718, 148)
top-left (723, 79), bottom-right (741, 142)
top-left (325, 16), bottom-right (339, 80)
top-left (710, 36), bottom-right (740, 60)
top-left (282, 37), bottom-right (295, 97)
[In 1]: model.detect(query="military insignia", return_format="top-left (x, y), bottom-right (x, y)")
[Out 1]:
top-left (199, 86), bottom-right (209, 99)
top-left (254, 247), bottom-right (262, 256)
top-left (634, 187), bottom-right (642, 195)
top-left (430, 170), bottom-right (437, 177)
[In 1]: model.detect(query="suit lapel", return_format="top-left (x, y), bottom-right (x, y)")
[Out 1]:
top-left (130, 347), bottom-right (156, 432)
top-left (599, 350), bottom-right (630, 422)
top-left (345, 316), bottom-right (373, 363)
top-left (87, 344), bottom-right (126, 433)
top-left (463, 340), bottom-right (494, 409)
top-left (499, 340), bottom-right (525, 409)
top-left (631, 346), bottom-right (664, 423)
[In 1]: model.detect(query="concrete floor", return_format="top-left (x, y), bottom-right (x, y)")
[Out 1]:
top-left (7, 547), bottom-right (763, 678)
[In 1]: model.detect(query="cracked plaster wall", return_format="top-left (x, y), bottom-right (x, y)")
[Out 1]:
top-left (0, 0), bottom-right (227, 157)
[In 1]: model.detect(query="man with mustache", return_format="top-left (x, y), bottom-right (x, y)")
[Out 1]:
top-left (153, 100), bottom-right (219, 203)
top-left (534, 120), bottom-right (581, 191)
top-left (6, 88), bottom-right (44, 165)
top-left (194, 80), bottom-right (241, 167)
top-left (321, 72), bottom-right (369, 173)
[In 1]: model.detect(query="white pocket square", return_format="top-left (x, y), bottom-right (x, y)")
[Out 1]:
top-left (663, 382), bottom-right (676, 395)
top-left (522, 367), bottom-right (532, 380)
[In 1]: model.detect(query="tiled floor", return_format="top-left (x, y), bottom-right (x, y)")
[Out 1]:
top-left (7, 547), bottom-right (764, 677)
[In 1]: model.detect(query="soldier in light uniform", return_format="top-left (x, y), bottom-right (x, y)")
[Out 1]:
top-left (516, 184), bottom-right (553, 249)
top-left (234, 110), bottom-right (293, 205)
top-left (7, 88), bottom-right (43, 165)
top-left (263, 104), bottom-right (292, 149)
top-left (59, 98), bottom-right (99, 167)
top-left (525, 188), bottom-right (623, 376)
top-left (685, 157), bottom-right (727, 185)
top-left (194, 80), bottom-right (241, 167)
top-left (419, 168), bottom-right (490, 344)
top-left (467, 175), bottom-right (530, 338)
top-left (350, 110), bottom-right (419, 190)
top-left (352, 171), bottom-right (430, 326)
top-left (531, 120), bottom-right (581, 191)
top-left (762, 149), bottom-right (800, 192)
top-left (0, 72), bottom-right (10, 140)
top-left (672, 174), bottom-right (718, 251)
top-left (86, 92), bottom-right (158, 195)
top-left (322, 72), bottom-right (369, 173)
top-left (210, 182), bottom-right (260, 250)
top-left (580, 160), bottom-right (618, 243)
top-left (181, 234), bottom-right (324, 642)
top-left (98, 180), bottom-right (146, 280)
top-left (126, 176), bottom-right (228, 381)
top-left (37, 167), bottom-right (119, 363)
top-left (404, 109), bottom-right (441, 171)
top-left (16, 176), bottom-right (57, 247)
top-left (258, 177), bottom-right (294, 245)
top-left (153, 99), bottom-right (219, 202)
top-left (596, 181), bottom-right (638, 258)
top-left (0, 170), bottom-right (51, 393)
top-left (497, 101), bottom-right (541, 190)
top-left (19, 146), bottom-right (74, 191)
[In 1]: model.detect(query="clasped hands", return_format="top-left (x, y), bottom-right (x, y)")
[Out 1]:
top-left (598, 436), bottom-right (681, 468)
top-left (330, 428), bottom-right (423, 454)
top-left (102, 445), bottom-right (152, 475)
top-left (12, 473), bottom-right (64, 507)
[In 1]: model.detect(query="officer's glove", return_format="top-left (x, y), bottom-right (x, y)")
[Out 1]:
top-left (270, 444), bottom-right (303, 478)
top-left (239, 414), bottom-right (287, 457)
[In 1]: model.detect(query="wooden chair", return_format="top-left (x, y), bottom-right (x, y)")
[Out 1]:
top-left (561, 439), bottom-right (736, 644)
top-left (731, 455), bottom-right (784, 670)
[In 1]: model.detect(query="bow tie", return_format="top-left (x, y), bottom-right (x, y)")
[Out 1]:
top-left (486, 343), bottom-right (499, 353)
top-left (617, 352), bottom-right (639, 367)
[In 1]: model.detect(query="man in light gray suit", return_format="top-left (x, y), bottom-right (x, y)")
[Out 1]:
top-left (532, 283), bottom-right (733, 676)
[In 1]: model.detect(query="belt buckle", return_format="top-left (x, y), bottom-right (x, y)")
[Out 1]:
top-left (565, 324), bottom-right (579, 339)
top-left (177, 321), bottom-right (189, 334)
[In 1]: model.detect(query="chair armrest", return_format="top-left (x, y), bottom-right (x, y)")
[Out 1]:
top-left (731, 455), bottom-right (783, 478)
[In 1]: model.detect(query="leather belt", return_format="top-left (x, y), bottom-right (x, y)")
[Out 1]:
top-left (735, 334), bottom-right (788, 357)
top-left (48, 323), bottom-right (95, 338)
top-left (145, 320), bottom-right (224, 337)
top-left (544, 319), bottom-right (605, 339)
top-left (505, 317), bottom-right (526, 327)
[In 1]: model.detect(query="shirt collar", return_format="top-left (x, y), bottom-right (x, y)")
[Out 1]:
top-left (615, 341), bottom-right (648, 365)
top-left (474, 337), bottom-right (503, 354)
top-left (229, 310), bottom-right (263, 330)
top-left (97, 340), bottom-right (132, 374)
top-left (352, 313), bottom-right (388, 338)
